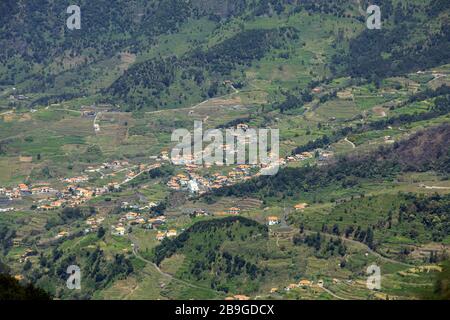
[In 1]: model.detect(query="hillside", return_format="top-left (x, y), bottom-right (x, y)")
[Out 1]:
top-left (106, 28), bottom-right (298, 110)
top-left (0, 0), bottom-right (449, 301)
top-left (0, 271), bottom-right (51, 300)
top-left (215, 124), bottom-right (450, 200)
top-left (333, 0), bottom-right (450, 81)
top-left (151, 217), bottom-right (268, 293)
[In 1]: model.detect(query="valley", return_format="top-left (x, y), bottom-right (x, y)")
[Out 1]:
top-left (0, 0), bottom-right (449, 301)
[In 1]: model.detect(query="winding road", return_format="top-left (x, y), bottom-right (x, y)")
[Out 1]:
top-left (127, 234), bottom-right (219, 293)
top-left (344, 137), bottom-right (356, 149)
top-left (276, 228), bottom-right (414, 267)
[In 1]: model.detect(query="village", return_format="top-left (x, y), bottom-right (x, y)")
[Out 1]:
top-left (0, 124), bottom-right (325, 215)
top-left (165, 143), bottom-right (324, 195)
top-left (0, 126), bottom-right (327, 247)
top-left (0, 158), bottom-right (163, 211)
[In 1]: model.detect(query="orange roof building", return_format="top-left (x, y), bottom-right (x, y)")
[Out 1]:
top-left (294, 203), bottom-right (308, 210)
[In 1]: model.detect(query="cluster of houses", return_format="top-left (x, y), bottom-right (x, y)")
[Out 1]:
top-left (0, 184), bottom-right (62, 212)
top-left (1, 184), bottom-right (60, 198)
top-left (36, 184), bottom-right (100, 211)
top-left (35, 160), bottom-right (162, 211)
top-left (267, 216), bottom-right (280, 226)
top-left (0, 184), bottom-right (33, 200)
top-left (85, 216), bottom-right (105, 233)
top-left (1, 168), bottom-right (129, 212)
top-left (18, 249), bottom-right (37, 263)
top-left (111, 201), bottom-right (170, 238)
top-left (184, 208), bottom-right (210, 218)
top-left (281, 279), bottom-right (322, 292)
top-left (61, 175), bottom-right (89, 184)
top-left (215, 207), bottom-right (241, 216)
top-left (156, 229), bottom-right (178, 241)
top-left (280, 278), bottom-right (346, 294)
top-left (224, 294), bottom-right (250, 301)
top-left (55, 231), bottom-right (69, 239)
top-left (121, 201), bottom-right (158, 212)
top-left (1, 158), bottom-right (160, 215)
top-left (166, 145), bottom-right (330, 197)
top-left (286, 151), bottom-right (313, 162)
top-left (167, 165), bottom-right (256, 195)
top-left (287, 149), bottom-right (333, 165)
top-left (112, 211), bottom-right (152, 236)
top-left (167, 173), bottom-right (201, 194)
top-left (85, 160), bottom-right (131, 174)
top-left (111, 204), bottom-right (179, 241)
top-left (316, 150), bottom-right (334, 162)
top-left (9, 94), bottom-right (29, 101)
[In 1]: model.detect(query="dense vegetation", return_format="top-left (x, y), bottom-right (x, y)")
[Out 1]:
top-left (0, 225), bottom-right (16, 255)
top-left (321, 193), bottom-right (450, 249)
top-left (293, 86), bottom-right (450, 154)
top-left (432, 260), bottom-right (450, 300)
top-left (217, 125), bottom-right (450, 199)
top-left (1, 0), bottom-right (449, 301)
top-left (333, 0), bottom-right (450, 82)
top-left (106, 28), bottom-right (298, 110)
top-left (293, 232), bottom-right (348, 258)
top-left (0, 273), bottom-right (52, 300)
top-left (152, 217), bottom-right (268, 293)
top-left (28, 246), bottom-right (134, 299)
top-left (0, 0), bottom-right (194, 65)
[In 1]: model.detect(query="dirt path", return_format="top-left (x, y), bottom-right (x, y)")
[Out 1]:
top-left (428, 74), bottom-right (447, 84)
top-left (277, 228), bottom-right (413, 267)
top-left (373, 106), bottom-right (387, 117)
top-left (145, 84), bottom-right (240, 116)
top-left (52, 108), bottom-right (82, 114)
top-left (93, 111), bottom-right (101, 133)
top-left (318, 286), bottom-right (347, 300)
top-left (0, 110), bottom-right (13, 116)
top-left (303, 229), bottom-right (413, 267)
top-left (117, 163), bottom-right (161, 187)
top-left (128, 235), bottom-right (218, 293)
top-left (422, 185), bottom-right (450, 190)
top-left (344, 137), bottom-right (356, 149)
top-left (356, 0), bottom-right (366, 16)
top-left (123, 281), bottom-right (140, 300)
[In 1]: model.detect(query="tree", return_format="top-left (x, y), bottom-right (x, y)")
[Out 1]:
top-left (332, 224), bottom-right (340, 235)
top-left (365, 227), bottom-right (374, 249)
top-left (429, 260), bottom-right (450, 300)
top-left (23, 260), bottom-right (32, 271)
top-left (0, 274), bottom-right (51, 300)
top-left (97, 226), bottom-right (106, 239)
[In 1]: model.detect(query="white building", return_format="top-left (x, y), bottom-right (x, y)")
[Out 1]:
top-left (188, 180), bottom-right (199, 194)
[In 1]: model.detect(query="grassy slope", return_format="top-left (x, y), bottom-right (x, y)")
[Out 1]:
top-left (1, 1), bottom-right (449, 300)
